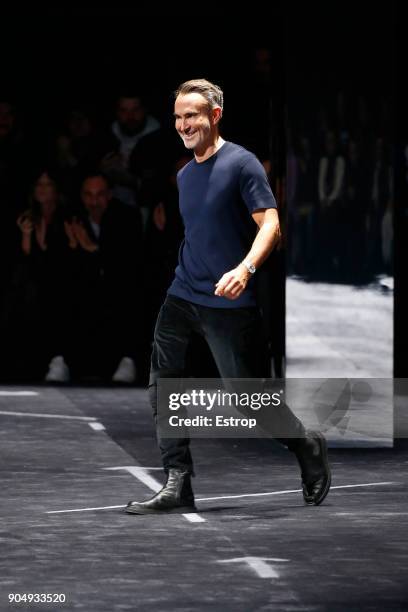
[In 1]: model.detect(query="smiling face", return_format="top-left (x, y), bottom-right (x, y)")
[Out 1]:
top-left (81, 176), bottom-right (112, 222)
top-left (174, 93), bottom-right (221, 155)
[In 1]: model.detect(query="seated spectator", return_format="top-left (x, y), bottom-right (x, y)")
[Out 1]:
top-left (101, 94), bottom-right (160, 216)
top-left (64, 172), bottom-right (144, 383)
top-left (12, 168), bottom-right (74, 382)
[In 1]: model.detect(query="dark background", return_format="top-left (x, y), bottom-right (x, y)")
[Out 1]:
top-left (1, 6), bottom-right (280, 157)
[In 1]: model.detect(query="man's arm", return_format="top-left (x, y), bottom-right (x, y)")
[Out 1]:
top-left (214, 207), bottom-right (280, 300)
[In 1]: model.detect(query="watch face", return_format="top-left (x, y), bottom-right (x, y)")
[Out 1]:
top-left (249, 264), bottom-right (256, 273)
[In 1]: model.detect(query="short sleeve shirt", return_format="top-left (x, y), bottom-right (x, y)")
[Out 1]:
top-left (167, 141), bottom-right (277, 308)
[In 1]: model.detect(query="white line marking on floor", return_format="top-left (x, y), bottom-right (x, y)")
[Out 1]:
top-left (335, 511), bottom-right (408, 517)
top-left (198, 489), bottom-right (302, 502)
top-left (0, 410), bottom-right (96, 421)
top-left (45, 481), bottom-right (398, 515)
top-left (104, 466), bottom-right (206, 523)
top-left (105, 466), bottom-right (163, 493)
top-left (89, 422), bottom-right (105, 431)
top-left (329, 482), bottom-right (397, 490)
top-left (196, 481), bottom-right (398, 502)
top-left (0, 391), bottom-right (39, 396)
top-left (217, 556), bottom-right (289, 579)
top-left (48, 504), bottom-right (124, 514)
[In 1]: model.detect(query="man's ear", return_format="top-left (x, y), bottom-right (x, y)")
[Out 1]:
top-left (212, 106), bottom-right (222, 125)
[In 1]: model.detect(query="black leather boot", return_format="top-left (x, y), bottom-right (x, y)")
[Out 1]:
top-left (294, 430), bottom-right (331, 505)
top-left (126, 469), bottom-right (196, 514)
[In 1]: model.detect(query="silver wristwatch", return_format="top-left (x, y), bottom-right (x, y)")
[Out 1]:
top-left (242, 259), bottom-right (256, 274)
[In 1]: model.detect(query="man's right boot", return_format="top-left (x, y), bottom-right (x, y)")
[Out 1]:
top-left (294, 430), bottom-right (331, 506)
top-left (126, 468), bottom-right (196, 514)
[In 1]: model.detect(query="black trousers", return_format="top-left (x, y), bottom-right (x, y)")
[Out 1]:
top-left (149, 295), bottom-right (305, 473)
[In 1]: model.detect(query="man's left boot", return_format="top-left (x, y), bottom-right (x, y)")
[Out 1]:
top-left (126, 468), bottom-right (196, 514)
top-left (294, 430), bottom-right (331, 505)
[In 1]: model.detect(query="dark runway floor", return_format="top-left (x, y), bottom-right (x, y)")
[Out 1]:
top-left (1, 386), bottom-right (407, 611)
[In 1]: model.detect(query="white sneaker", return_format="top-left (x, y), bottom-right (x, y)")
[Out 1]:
top-left (112, 357), bottom-right (137, 384)
top-left (45, 355), bottom-right (70, 383)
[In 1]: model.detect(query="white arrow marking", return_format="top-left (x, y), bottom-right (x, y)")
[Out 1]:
top-left (89, 422), bottom-right (106, 431)
top-left (104, 466), bottom-right (206, 523)
top-left (217, 557), bottom-right (289, 578)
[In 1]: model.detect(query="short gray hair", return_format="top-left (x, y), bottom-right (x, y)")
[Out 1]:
top-left (175, 79), bottom-right (224, 111)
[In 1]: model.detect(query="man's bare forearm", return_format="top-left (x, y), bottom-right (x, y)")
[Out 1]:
top-left (243, 218), bottom-right (281, 269)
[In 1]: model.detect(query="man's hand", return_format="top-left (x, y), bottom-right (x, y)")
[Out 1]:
top-left (153, 202), bottom-right (166, 231)
top-left (70, 218), bottom-right (98, 253)
top-left (64, 221), bottom-right (78, 249)
top-left (17, 213), bottom-right (34, 255)
top-left (17, 213), bottom-right (34, 235)
top-left (214, 264), bottom-right (251, 300)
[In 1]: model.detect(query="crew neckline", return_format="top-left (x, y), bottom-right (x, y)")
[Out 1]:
top-left (194, 140), bottom-right (228, 164)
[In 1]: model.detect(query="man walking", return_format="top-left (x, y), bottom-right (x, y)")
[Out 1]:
top-left (126, 79), bottom-right (331, 514)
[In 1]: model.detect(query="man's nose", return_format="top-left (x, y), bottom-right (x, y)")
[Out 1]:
top-left (179, 119), bottom-right (190, 133)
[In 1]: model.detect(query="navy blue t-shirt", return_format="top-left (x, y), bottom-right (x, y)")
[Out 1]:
top-left (167, 141), bottom-right (277, 308)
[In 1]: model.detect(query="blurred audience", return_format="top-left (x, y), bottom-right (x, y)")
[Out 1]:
top-left (0, 72), bottom-right (394, 382)
top-left (287, 88), bottom-right (393, 283)
top-left (64, 172), bottom-right (143, 383)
